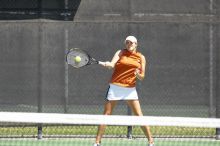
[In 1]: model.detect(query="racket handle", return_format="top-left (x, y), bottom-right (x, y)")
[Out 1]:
top-left (98, 61), bottom-right (105, 66)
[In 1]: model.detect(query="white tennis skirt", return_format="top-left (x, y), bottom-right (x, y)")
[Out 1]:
top-left (106, 84), bottom-right (138, 100)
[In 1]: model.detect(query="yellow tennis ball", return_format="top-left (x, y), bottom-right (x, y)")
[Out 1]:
top-left (75, 56), bottom-right (81, 62)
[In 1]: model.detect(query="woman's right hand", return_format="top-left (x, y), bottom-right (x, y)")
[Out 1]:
top-left (104, 61), bottom-right (113, 69)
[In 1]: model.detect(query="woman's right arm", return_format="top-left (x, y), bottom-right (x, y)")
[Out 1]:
top-left (101, 50), bottom-right (121, 69)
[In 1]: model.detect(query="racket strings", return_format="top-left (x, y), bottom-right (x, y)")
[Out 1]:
top-left (67, 49), bottom-right (89, 68)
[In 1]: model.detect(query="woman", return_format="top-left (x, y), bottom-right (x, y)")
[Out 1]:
top-left (93, 36), bottom-right (154, 146)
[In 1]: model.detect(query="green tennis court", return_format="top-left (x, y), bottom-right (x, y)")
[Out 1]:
top-left (0, 138), bottom-right (220, 146)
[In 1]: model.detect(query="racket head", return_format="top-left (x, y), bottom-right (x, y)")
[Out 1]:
top-left (66, 48), bottom-right (90, 68)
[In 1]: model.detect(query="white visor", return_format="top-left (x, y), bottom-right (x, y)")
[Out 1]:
top-left (125, 36), bottom-right (137, 43)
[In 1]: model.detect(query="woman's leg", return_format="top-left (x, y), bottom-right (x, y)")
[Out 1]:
top-left (95, 100), bottom-right (117, 144)
top-left (126, 100), bottom-right (154, 144)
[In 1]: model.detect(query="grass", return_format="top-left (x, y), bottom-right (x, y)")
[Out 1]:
top-left (0, 125), bottom-right (216, 138)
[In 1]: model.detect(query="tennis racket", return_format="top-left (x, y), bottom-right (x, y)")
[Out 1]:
top-left (66, 48), bottom-right (105, 68)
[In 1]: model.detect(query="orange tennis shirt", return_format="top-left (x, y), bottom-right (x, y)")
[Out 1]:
top-left (110, 49), bottom-right (143, 87)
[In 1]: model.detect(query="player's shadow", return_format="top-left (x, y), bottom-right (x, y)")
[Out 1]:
top-left (0, 0), bottom-right (81, 21)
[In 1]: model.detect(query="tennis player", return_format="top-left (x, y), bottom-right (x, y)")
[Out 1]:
top-left (93, 36), bottom-right (154, 146)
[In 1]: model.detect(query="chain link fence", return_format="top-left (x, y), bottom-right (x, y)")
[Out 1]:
top-left (0, 0), bottom-right (219, 118)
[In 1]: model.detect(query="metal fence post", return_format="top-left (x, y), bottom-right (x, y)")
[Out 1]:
top-left (127, 106), bottom-right (132, 139)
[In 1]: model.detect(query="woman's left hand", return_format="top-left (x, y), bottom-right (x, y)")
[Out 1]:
top-left (135, 68), bottom-right (143, 80)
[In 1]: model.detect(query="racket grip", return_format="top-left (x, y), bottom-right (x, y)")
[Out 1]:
top-left (98, 61), bottom-right (105, 66)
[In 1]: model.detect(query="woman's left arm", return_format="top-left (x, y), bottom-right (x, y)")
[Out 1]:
top-left (135, 55), bottom-right (146, 80)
